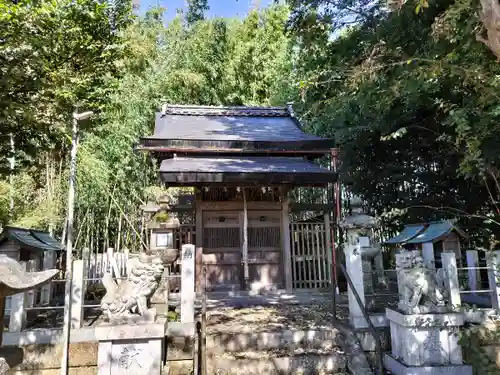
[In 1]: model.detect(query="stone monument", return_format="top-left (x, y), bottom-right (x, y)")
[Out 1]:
top-left (384, 251), bottom-right (472, 375)
top-left (96, 253), bottom-right (167, 375)
top-left (0, 254), bottom-right (59, 374)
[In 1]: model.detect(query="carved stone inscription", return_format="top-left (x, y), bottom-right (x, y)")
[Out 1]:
top-left (118, 347), bottom-right (142, 370)
top-left (111, 343), bottom-right (150, 375)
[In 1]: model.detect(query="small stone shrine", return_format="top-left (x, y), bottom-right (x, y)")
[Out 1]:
top-left (384, 250), bottom-right (472, 375)
top-left (96, 253), bottom-right (168, 375)
top-left (0, 254), bottom-right (59, 374)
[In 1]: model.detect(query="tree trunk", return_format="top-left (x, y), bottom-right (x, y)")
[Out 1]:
top-left (477, 0), bottom-right (500, 60)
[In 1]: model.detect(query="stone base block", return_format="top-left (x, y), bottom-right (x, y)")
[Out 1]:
top-left (350, 312), bottom-right (388, 329)
top-left (387, 308), bottom-right (465, 367)
top-left (397, 302), bottom-right (449, 315)
top-left (384, 354), bottom-right (472, 375)
top-left (96, 317), bottom-right (167, 375)
top-left (102, 308), bottom-right (157, 325)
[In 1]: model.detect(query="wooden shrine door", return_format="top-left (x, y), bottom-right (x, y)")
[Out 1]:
top-left (202, 209), bottom-right (283, 291)
top-left (247, 210), bottom-right (283, 290)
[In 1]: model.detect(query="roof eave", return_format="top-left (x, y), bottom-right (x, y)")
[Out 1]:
top-left (139, 137), bottom-right (336, 152)
top-left (159, 171), bottom-right (337, 187)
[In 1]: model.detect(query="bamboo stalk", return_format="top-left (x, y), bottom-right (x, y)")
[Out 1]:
top-left (116, 214), bottom-right (122, 251)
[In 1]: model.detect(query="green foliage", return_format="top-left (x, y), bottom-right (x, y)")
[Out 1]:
top-left (0, 0), bottom-right (132, 231)
top-left (186, 0), bottom-right (209, 25)
top-left (285, 0), bottom-right (500, 245)
top-left (459, 322), bottom-right (500, 374)
top-left (153, 212), bottom-right (170, 223)
top-left (0, 2), bottom-right (292, 251)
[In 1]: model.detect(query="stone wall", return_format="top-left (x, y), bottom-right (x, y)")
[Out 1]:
top-left (1, 343), bottom-right (97, 374)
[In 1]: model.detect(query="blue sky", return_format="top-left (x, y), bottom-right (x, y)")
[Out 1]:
top-left (139, 0), bottom-right (275, 20)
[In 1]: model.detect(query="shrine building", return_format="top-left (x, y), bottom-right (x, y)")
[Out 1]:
top-left (139, 104), bottom-right (337, 292)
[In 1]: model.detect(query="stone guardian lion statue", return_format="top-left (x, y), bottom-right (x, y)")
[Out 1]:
top-left (100, 254), bottom-right (164, 322)
top-left (397, 255), bottom-right (448, 313)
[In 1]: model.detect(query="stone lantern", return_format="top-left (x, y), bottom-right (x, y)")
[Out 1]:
top-left (340, 198), bottom-right (383, 297)
top-left (148, 215), bottom-right (180, 264)
top-left (340, 197), bottom-right (385, 327)
top-left (143, 203), bottom-right (180, 305)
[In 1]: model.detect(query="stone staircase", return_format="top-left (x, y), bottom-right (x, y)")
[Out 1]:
top-left (3, 292), bottom-right (364, 375)
top-left (167, 302), bottom-right (350, 375)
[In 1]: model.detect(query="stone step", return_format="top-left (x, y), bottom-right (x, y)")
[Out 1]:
top-left (206, 328), bottom-right (343, 354)
top-left (165, 328), bottom-right (344, 361)
top-left (168, 351), bottom-right (347, 375)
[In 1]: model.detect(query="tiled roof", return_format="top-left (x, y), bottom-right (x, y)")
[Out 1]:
top-left (160, 156), bottom-right (333, 174)
top-left (405, 220), bottom-right (468, 244)
top-left (147, 104), bottom-right (332, 144)
top-left (159, 156), bottom-right (337, 186)
top-left (384, 224), bottom-right (426, 244)
top-left (385, 220), bottom-right (468, 245)
top-left (1, 227), bottom-right (63, 251)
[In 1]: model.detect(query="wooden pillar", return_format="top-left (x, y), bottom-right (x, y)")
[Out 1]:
top-left (282, 196), bottom-right (293, 292)
top-left (242, 188), bottom-right (249, 290)
top-left (324, 213), bottom-right (332, 284)
top-left (195, 189), bottom-right (203, 293)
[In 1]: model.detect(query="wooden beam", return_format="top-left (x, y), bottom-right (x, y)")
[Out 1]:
top-left (195, 191), bottom-right (203, 293)
top-left (163, 201), bottom-right (335, 213)
top-left (290, 202), bottom-right (336, 212)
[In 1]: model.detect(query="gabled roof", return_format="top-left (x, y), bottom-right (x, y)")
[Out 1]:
top-left (384, 220), bottom-right (468, 245)
top-left (0, 226), bottom-right (63, 252)
top-left (384, 224), bottom-right (426, 244)
top-left (139, 104), bottom-right (335, 153)
top-left (405, 220), bottom-right (468, 244)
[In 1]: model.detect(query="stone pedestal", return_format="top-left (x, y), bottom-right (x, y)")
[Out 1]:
top-left (384, 308), bottom-right (472, 375)
top-left (95, 317), bottom-right (167, 375)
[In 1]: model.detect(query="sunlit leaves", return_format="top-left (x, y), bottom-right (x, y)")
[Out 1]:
top-left (285, 0), bottom-right (500, 246)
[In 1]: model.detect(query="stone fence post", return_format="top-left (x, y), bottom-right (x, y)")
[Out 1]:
top-left (441, 252), bottom-right (461, 310)
top-left (343, 234), bottom-right (366, 327)
top-left (466, 250), bottom-right (480, 295)
top-left (181, 244), bottom-right (195, 324)
top-left (9, 262), bottom-right (27, 332)
top-left (70, 259), bottom-right (85, 329)
top-left (487, 250), bottom-right (500, 310)
top-left (40, 251), bottom-right (57, 304)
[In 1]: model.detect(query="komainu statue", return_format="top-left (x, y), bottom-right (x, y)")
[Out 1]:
top-left (397, 255), bottom-right (448, 313)
top-left (100, 254), bottom-right (164, 323)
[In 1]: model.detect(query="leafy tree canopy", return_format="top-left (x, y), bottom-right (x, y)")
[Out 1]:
top-left (285, 0), bottom-right (500, 246)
